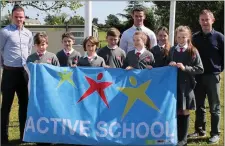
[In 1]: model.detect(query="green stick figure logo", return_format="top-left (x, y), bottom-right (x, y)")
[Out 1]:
top-left (57, 71), bottom-right (76, 88)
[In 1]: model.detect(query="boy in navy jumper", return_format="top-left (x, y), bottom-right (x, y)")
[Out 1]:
top-left (123, 31), bottom-right (154, 70)
top-left (27, 32), bottom-right (59, 66)
top-left (77, 36), bottom-right (106, 67)
top-left (188, 9), bottom-right (224, 144)
top-left (168, 26), bottom-right (204, 146)
top-left (98, 28), bottom-right (126, 68)
top-left (150, 26), bottom-right (171, 67)
top-left (56, 32), bottom-right (81, 67)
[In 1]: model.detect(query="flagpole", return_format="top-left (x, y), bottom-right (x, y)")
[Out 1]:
top-left (169, 1), bottom-right (176, 46)
top-left (84, 0), bottom-right (92, 37)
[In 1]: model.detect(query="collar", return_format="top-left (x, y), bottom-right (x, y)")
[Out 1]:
top-left (158, 44), bottom-right (165, 48)
top-left (11, 24), bottom-right (24, 30)
top-left (135, 48), bottom-right (146, 55)
top-left (176, 44), bottom-right (188, 52)
top-left (200, 28), bottom-right (215, 36)
top-left (107, 45), bottom-right (118, 50)
top-left (37, 51), bottom-right (46, 56)
top-left (132, 25), bottom-right (145, 30)
top-left (63, 48), bottom-right (74, 55)
top-left (84, 51), bottom-right (97, 58)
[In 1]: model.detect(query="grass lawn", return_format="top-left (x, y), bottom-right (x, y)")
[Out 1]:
top-left (98, 31), bottom-right (108, 48)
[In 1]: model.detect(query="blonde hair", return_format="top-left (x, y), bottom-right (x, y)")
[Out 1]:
top-left (107, 27), bottom-right (120, 37)
top-left (133, 31), bottom-right (147, 44)
top-left (175, 25), bottom-right (197, 58)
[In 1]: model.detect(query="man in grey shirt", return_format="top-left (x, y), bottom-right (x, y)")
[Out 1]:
top-left (0, 5), bottom-right (33, 144)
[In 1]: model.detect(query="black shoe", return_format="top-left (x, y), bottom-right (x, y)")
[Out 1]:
top-left (177, 140), bottom-right (187, 146)
top-left (188, 132), bottom-right (206, 138)
top-left (1, 138), bottom-right (9, 145)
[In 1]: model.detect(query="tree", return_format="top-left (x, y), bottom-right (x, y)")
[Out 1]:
top-left (1, 1), bottom-right (83, 14)
top-left (105, 14), bottom-right (121, 28)
top-left (92, 18), bottom-right (99, 26)
top-left (1, 14), bottom-right (11, 25)
top-left (152, 1), bottom-right (224, 33)
top-left (44, 13), bottom-right (84, 25)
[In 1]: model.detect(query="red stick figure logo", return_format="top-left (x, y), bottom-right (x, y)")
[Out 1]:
top-left (77, 73), bottom-right (112, 108)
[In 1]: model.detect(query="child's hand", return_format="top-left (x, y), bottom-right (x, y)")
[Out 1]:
top-left (104, 65), bottom-right (110, 68)
top-left (71, 64), bottom-right (77, 68)
top-left (169, 61), bottom-right (177, 66)
top-left (176, 63), bottom-right (185, 71)
top-left (146, 65), bottom-right (153, 69)
top-left (125, 66), bottom-right (133, 70)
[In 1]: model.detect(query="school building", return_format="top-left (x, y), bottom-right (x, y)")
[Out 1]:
top-left (0, 24), bottom-right (99, 55)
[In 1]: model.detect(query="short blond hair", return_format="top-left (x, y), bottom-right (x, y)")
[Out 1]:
top-left (199, 9), bottom-right (215, 19)
top-left (107, 27), bottom-right (120, 37)
top-left (133, 31), bottom-right (147, 44)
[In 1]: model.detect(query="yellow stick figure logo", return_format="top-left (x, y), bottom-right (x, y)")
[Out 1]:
top-left (118, 76), bottom-right (160, 120)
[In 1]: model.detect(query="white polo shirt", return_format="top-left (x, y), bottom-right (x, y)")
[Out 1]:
top-left (119, 25), bottom-right (157, 54)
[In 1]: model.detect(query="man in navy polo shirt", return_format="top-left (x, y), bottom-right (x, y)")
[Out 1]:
top-left (188, 9), bottom-right (224, 144)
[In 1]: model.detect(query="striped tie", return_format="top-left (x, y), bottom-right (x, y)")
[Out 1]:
top-left (136, 27), bottom-right (142, 31)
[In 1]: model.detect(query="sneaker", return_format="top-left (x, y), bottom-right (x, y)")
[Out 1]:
top-left (188, 132), bottom-right (206, 138)
top-left (208, 135), bottom-right (220, 144)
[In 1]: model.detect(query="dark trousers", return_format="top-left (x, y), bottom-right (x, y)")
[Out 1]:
top-left (194, 74), bottom-right (221, 136)
top-left (1, 67), bottom-right (29, 143)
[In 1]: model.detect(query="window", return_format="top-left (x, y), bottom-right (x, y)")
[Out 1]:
top-left (71, 31), bottom-right (84, 46)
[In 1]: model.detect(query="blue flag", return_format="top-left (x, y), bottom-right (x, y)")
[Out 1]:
top-left (23, 63), bottom-right (177, 145)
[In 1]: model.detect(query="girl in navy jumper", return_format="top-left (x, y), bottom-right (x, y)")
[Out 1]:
top-left (123, 31), bottom-right (155, 70)
top-left (168, 26), bottom-right (204, 146)
top-left (77, 36), bottom-right (106, 67)
top-left (151, 26), bottom-right (171, 67)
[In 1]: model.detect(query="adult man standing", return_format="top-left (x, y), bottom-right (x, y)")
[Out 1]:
top-left (0, 5), bottom-right (33, 144)
top-left (188, 9), bottom-right (224, 144)
top-left (119, 7), bottom-right (157, 54)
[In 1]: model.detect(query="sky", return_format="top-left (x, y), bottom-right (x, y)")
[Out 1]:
top-left (1, 1), bottom-right (154, 24)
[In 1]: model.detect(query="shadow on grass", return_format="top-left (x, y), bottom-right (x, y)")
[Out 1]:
top-left (7, 139), bottom-right (36, 145)
top-left (188, 137), bottom-right (209, 143)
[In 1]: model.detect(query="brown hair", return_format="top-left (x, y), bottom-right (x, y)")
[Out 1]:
top-left (34, 32), bottom-right (48, 45)
top-left (145, 34), bottom-right (151, 51)
top-left (107, 27), bottom-right (120, 37)
top-left (175, 25), bottom-right (197, 58)
top-left (133, 31), bottom-right (148, 44)
top-left (132, 6), bottom-right (146, 15)
top-left (61, 32), bottom-right (75, 41)
top-left (83, 36), bottom-right (99, 51)
top-left (156, 26), bottom-right (171, 57)
top-left (199, 9), bottom-right (215, 19)
top-left (12, 5), bottom-right (25, 15)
